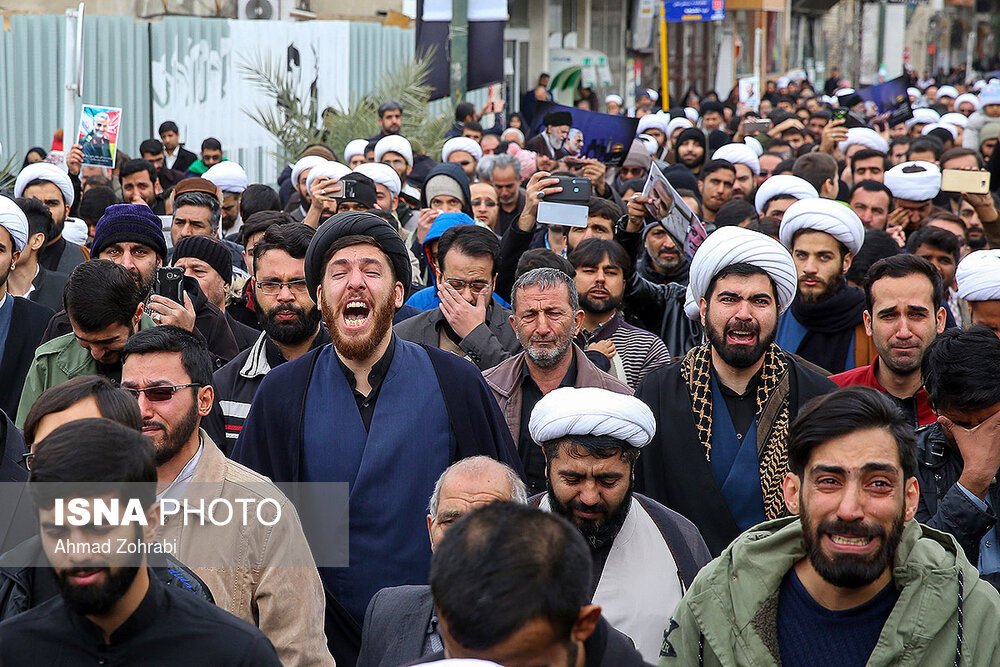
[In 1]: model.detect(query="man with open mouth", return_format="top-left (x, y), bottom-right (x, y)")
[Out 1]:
top-left (659, 386), bottom-right (1000, 666)
top-left (232, 211), bottom-right (521, 666)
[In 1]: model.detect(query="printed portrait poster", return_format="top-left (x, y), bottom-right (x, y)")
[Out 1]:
top-left (78, 105), bottom-right (122, 168)
top-left (641, 162), bottom-right (708, 259)
top-left (532, 102), bottom-right (639, 167)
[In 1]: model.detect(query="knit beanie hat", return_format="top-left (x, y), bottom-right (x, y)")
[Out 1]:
top-left (172, 234), bottom-right (233, 284)
top-left (978, 82), bottom-right (1000, 107)
top-left (91, 204), bottom-right (168, 259)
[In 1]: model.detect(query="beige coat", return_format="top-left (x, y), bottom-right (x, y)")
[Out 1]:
top-left (158, 431), bottom-right (334, 666)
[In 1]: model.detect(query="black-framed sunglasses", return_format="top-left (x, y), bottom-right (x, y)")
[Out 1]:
top-left (123, 383), bottom-right (202, 402)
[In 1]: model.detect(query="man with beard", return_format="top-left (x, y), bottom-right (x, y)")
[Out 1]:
top-left (917, 326), bottom-right (1000, 588)
top-left (477, 153), bottom-right (525, 236)
top-left (636, 227), bottom-right (835, 555)
top-left (16, 260), bottom-right (155, 427)
top-left (775, 198), bottom-right (873, 374)
top-left (660, 386), bottom-right (1000, 665)
top-left (639, 222), bottom-right (689, 285)
top-left (569, 239), bottom-right (671, 388)
top-left (697, 160), bottom-right (736, 224)
top-left (712, 144), bottom-right (760, 203)
top-left (883, 161), bottom-right (942, 233)
top-left (13, 162), bottom-right (89, 275)
top-left (483, 267), bottom-right (630, 496)
top-left (525, 110), bottom-right (572, 160)
top-left (204, 161), bottom-right (249, 235)
top-left (528, 387), bottom-right (710, 662)
top-left (674, 127), bottom-right (707, 175)
top-left (395, 225), bottom-right (520, 370)
top-left (213, 223), bottom-right (327, 444)
top-left (120, 326), bottom-right (334, 666)
top-left (956, 249), bottom-right (1000, 334)
top-left (831, 255), bottom-right (943, 428)
top-left (81, 111), bottom-right (113, 162)
top-left (232, 212), bottom-right (521, 665)
top-left (0, 418), bottom-right (283, 665)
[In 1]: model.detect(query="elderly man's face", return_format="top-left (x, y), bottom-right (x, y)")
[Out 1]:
top-left (426, 466), bottom-right (515, 550)
top-left (510, 282), bottom-right (583, 370)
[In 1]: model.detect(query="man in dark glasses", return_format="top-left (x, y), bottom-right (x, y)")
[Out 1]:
top-left (119, 325), bottom-right (333, 667)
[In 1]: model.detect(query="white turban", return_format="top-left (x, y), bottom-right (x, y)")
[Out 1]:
top-left (305, 161), bottom-right (352, 193)
top-left (884, 160), bottom-right (941, 202)
top-left (528, 387), bottom-right (655, 448)
top-left (683, 107), bottom-right (699, 123)
top-left (637, 134), bottom-right (659, 155)
top-left (834, 87), bottom-right (855, 97)
top-left (779, 198), bottom-right (865, 255)
top-left (374, 135), bottom-right (413, 166)
top-left (637, 114), bottom-right (669, 135)
top-left (441, 137), bottom-right (483, 164)
top-left (684, 226), bottom-right (798, 319)
top-left (957, 250), bottom-right (1000, 302)
top-left (0, 195), bottom-right (29, 252)
top-left (753, 175), bottom-right (818, 215)
top-left (937, 85), bottom-right (959, 100)
top-left (343, 139), bottom-right (369, 163)
top-left (940, 112), bottom-right (968, 129)
top-left (905, 107), bottom-right (940, 129)
top-left (291, 155), bottom-right (327, 188)
top-left (666, 117), bottom-right (693, 138)
top-left (744, 136), bottom-right (764, 157)
top-left (837, 127), bottom-right (888, 155)
top-left (921, 122), bottom-right (959, 140)
top-left (605, 94), bottom-right (623, 106)
top-left (62, 217), bottom-right (89, 246)
top-left (353, 162), bottom-right (401, 198)
top-left (954, 93), bottom-right (981, 111)
top-left (14, 162), bottom-right (75, 208)
top-left (907, 87), bottom-right (921, 99)
top-left (712, 144), bottom-right (760, 175)
top-left (203, 161), bottom-right (248, 194)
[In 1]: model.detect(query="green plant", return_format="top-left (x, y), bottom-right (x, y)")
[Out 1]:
top-left (238, 47), bottom-right (451, 165)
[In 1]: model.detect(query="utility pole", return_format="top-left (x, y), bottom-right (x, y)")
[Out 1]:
top-left (450, 0), bottom-right (468, 105)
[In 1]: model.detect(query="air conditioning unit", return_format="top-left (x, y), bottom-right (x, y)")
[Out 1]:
top-left (240, 0), bottom-right (274, 19)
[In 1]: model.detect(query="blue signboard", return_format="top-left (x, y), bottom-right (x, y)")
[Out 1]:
top-left (664, 0), bottom-right (725, 22)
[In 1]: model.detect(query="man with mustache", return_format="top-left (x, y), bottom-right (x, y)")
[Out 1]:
top-left (232, 212), bottom-right (521, 666)
top-left (775, 198), bottom-right (874, 374)
top-left (831, 255), bottom-right (944, 427)
top-left (483, 267), bottom-right (631, 497)
top-left (529, 387), bottom-right (710, 662)
top-left (637, 227), bottom-right (835, 556)
top-left (660, 386), bottom-right (1000, 665)
top-left (212, 223), bottom-right (328, 443)
top-left (0, 418), bottom-right (283, 665)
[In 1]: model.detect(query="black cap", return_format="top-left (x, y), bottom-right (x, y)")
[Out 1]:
top-left (337, 173), bottom-right (378, 209)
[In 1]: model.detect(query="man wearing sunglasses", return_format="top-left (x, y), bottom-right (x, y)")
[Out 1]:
top-left (396, 225), bottom-right (519, 370)
top-left (120, 325), bottom-right (334, 666)
top-left (212, 223), bottom-right (328, 443)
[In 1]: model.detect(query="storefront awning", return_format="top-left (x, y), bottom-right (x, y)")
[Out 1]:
top-left (549, 49), bottom-right (614, 91)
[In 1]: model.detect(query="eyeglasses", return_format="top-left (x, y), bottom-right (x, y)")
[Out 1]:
top-left (256, 279), bottom-right (309, 295)
top-left (444, 278), bottom-right (491, 294)
top-left (123, 383), bottom-right (202, 402)
top-left (20, 452), bottom-right (35, 471)
top-left (471, 199), bottom-right (498, 208)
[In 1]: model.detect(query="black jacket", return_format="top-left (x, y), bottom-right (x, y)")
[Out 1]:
top-left (170, 145), bottom-right (198, 173)
top-left (915, 423), bottom-right (1000, 589)
top-left (0, 297), bottom-right (54, 418)
top-left (393, 303), bottom-right (521, 371)
top-left (0, 411), bottom-right (32, 555)
top-left (26, 265), bottom-right (68, 313)
top-left (636, 353), bottom-right (837, 555)
top-left (0, 535), bottom-right (214, 623)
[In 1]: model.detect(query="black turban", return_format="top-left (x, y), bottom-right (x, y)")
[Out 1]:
top-left (543, 110), bottom-right (573, 127)
top-left (304, 211), bottom-right (412, 304)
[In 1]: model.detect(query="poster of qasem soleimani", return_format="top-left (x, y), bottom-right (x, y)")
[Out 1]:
top-left (78, 105), bottom-right (122, 168)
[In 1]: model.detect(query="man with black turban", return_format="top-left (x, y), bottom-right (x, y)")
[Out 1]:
top-left (231, 211), bottom-right (523, 667)
top-left (525, 109), bottom-right (573, 159)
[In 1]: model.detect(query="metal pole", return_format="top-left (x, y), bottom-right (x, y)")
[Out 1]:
top-left (450, 0), bottom-right (468, 105)
top-left (63, 7), bottom-right (78, 154)
top-left (876, 0), bottom-right (886, 75)
top-left (660, 3), bottom-right (670, 107)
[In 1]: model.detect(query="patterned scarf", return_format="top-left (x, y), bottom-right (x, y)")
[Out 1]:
top-left (680, 341), bottom-right (791, 521)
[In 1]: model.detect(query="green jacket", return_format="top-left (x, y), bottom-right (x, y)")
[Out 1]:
top-left (15, 314), bottom-right (157, 428)
top-left (659, 517), bottom-right (1000, 667)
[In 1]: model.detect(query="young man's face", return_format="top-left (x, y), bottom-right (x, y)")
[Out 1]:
top-left (380, 109), bottom-right (403, 134)
top-left (698, 168), bottom-right (735, 213)
top-left (645, 226), bottom-right (682, 273)
top-left (566, 217), bottom-right (614, 254)
top-left (201, 149), bottom-right (223, 168)
top-left (122, 170), bottom-right (156, 206)
top-left (469, 183), bottom-right (499, 229)
top-left (792, 231), bottom-right (850, 304)
top-left (142, 151), bottom-right (166, 171)
top-left (381, 152), bottom-right (410, 182)
top-left (574, 254), bottom-right (625, 315)
top-left (863, 274), bottom-right (945, 376)
top-left (913, 243), bottom-right (957, 286)
top-left (852, 157), bottom-right (885, 183)
top-left (700, 272), bottom-right (778, 369)
top-left (160, 130), bottom-right (179, 151)
top-left (22, 182), bottom-right (69, 230)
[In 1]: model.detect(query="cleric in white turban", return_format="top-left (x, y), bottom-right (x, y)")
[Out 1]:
top-left (343, 139), bottom-right (369, 167)
top-left (753, 174), bottom-right (818, 216)
top-left (684, 226), bottom-right (798, 319)
top-left (374, 135), bottom-right (414, 168)
top-left (666, 116), bottom-right (694, 141)
top-left (837, 127), bottom-right (889, 155)
top-left (529, 387), bottom-right (656, 448)
top-left (291, 155), bottom-right (327, 193)
top-left (957, 250), bottom-right (1000, 303)
top-left (712, 144), bottom-right (760, 176)
top-left (14, 162), bottom-right (75, 208)
top-left (0, 195), bottom-right (29, 252)
top-left (354, 162), bottom-right (402, 199)
top-left (779, 197), bottom-right (865, 256)
top-left (305, 161), bottom-right (352, 194)
top-left (203, 161), bottom-right (248, 194)
top-left (884, 160), bottom-right (941, 204)
top-left (441, 137), bottom-right (483, 165)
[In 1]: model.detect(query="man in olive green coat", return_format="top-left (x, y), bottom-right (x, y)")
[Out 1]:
top-left (660, 387), bottom-right (1000, 667)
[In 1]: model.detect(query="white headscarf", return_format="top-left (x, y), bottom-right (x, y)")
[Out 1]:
top-left (712, 144), bottom-right (760, 176)
top-left (921, 122), bottom-right (959, 139)
top-left (884, 161), bottom-right (941, 202)
top-left (753, 175), bottom-right (818, 215)
top-left (940, 112), bottom-right (969, 129)
top-left (203, 162), bottom-right (249, 194)
top-left (744, 137), bottom-right (764, 157)
top-left (14, 162), bottom-right (75, 207)
top-left (954, 93), bottom-right (981, 111)
top-left (528, 387), bottom-right (656, 447)
top-left (957, 250), bottom-right (1000, 302)
top-left (684, 226), bottom-right (798, 319)
top-left (0, 195), bottom-right (29, 252)
top-left (779, 198), bottom-right (865, 255)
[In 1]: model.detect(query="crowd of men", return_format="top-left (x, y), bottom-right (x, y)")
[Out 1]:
top-left (2, 68), bottom-right (1000, 666)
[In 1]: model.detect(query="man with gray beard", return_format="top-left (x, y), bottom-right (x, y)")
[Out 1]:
top-left (483, 267), bottom-right (631, 495)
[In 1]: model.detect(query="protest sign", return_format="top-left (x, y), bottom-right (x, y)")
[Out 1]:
top-left (642, 162), bottom-right (708, 259)
top-left (532, 102), bottom-right (639, 167)
top-left (78, 105), bottom-right (121, 168)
